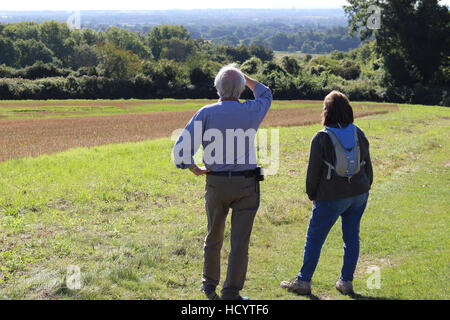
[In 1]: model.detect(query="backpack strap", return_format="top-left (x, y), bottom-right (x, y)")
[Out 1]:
top-left (323, 127), bottom-right (346, 150)
top-left (323, 160), bottom-right (334, 180)
top-left (321, 127), bottom-right (342, 181)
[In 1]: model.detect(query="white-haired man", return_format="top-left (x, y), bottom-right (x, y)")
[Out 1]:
top-left (173, 65), bottom-right (272, 300)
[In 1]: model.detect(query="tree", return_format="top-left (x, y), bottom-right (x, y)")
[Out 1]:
top-left (248, 44), bottom-right (274, 62)
top-left (81, 28), bottom-right (98, 46)
top-left (261, 61), bottom-right (285, 75)
top-left (106, 27), bottom-right (151, 59)
top-left (141, 59), bottom-right (187, 97)
top-left (159, 25), bottom-right (191, 41)
top-left (19, 61), bottom-right (70, 80)
top-left (213, 44), bottom-right (251, 64)
top-left (71, 44), bottom-right (99, 69)
top-left (0, 36), bottom-right (20, 67)
top-left (344, 0), bottom-right (450, 87)
top-left (270, 32), bottom-right (291, 51)
top-left (241, 57), bottom-right (262, 74)
top-left (1, 22), bottom-right (40, 41)
top-left (148, 25), bottom-right (191, 60)
top-left (15, 39), bottom-right (54, 67)
top-left (98, 42), bottom-right (141, 80)
top-left (281, 56), bottom-right (301, 75)
top-left (159, 38), bottom-right (195, 61)
top-left (39, 21), bottom-right (73, 66)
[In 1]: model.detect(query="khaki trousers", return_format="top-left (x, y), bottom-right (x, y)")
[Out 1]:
top-left (202, 174), bottom-right (260, 299)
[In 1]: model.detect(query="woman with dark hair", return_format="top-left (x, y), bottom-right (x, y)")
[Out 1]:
top-left (280, 91), bottom-right (373, 296)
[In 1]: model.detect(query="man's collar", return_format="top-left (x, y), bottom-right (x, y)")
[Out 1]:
top-left (220, 97), bottom-right (240, 102)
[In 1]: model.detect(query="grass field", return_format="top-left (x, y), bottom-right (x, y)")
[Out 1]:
top-left (0, 99), bottom-right (393, 119)
top-left (0, 101), bottom-right (448, 300)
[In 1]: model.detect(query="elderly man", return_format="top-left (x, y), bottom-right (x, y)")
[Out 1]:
top-left (173, 65), bottom-right (272, 300)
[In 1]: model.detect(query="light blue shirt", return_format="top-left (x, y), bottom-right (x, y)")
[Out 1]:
top-left (173, 83), bottom-right (273, 172)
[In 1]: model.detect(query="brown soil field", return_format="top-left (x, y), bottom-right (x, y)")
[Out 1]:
top-left (0, 99), bottom-right (215, 109)
top-left (0, 104), bottom-right (397, 162)
top-left (0, 99), bottom-right (321, 109)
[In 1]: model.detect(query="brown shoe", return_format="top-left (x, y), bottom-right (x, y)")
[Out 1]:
top-left (280, 277), bottom-right (311, 295)
top-left (335, 279), bottom-right (354, 295)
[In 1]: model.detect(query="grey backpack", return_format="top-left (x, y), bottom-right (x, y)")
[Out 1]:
top-left (322, 125), bottom-right (366, 182)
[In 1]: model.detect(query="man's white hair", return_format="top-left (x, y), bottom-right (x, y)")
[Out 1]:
top-left (214, 64), bottom-right (246, 99)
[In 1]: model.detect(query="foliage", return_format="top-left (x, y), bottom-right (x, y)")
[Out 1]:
top-left (0, 18), bottom-right (448, 106)
top-left (97, 42), bottom-right (141, 80)
top-left (241, 57), bottom-right (263, 75)
top-left (281, 56), bottom-right (301, 75)
top-left (344, 0), bottom-right (450, 94)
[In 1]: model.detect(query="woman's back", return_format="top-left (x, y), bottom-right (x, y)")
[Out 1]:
top-left (306, 123), bottom-right (373, 201)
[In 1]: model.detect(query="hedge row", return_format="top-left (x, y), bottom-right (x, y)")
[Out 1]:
top-left (0, 74), bottom-right (448, 106)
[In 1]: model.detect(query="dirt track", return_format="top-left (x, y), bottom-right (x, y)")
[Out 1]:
top-left (0, 104), bottom-right (397, 162)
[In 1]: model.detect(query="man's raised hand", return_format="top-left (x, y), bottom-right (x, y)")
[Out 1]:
top-left (243, 74), bottom-right (258, 91)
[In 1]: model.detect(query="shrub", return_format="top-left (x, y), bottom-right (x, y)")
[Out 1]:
top-left (240, 57), bottom-right (262, 75)
top-left (17, 62), bottom-right (72, 80)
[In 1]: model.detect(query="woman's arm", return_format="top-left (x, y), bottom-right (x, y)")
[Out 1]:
top-left (359, 128), bottom-right (373, 187)
top-left (306, 133), bottom-right (324, 201)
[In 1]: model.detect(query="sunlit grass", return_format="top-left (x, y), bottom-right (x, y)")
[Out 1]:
top-left (0, 98), bottom-right (393, 120)
top-left (0, 103), bottom-right (448, 299)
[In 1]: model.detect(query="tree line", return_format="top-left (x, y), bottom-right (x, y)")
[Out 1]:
top-left (0, 1), bottom-right (448, 106)
top-left (189, 25), bottom-right (361, 54)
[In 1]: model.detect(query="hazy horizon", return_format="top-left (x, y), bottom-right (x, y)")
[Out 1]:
top-left (0, 8), bottom-right (347, 12)
top-left (0, 0), bottom-right (348, 11)
top-left (2, 1), bottom-right (450, 12)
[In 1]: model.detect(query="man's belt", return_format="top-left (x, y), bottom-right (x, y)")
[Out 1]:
top-left (208, 167), bottom-right (264, 181)
top-left (208, 169), bottom-right (258, 178)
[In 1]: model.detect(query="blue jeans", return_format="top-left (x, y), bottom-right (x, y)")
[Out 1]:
top-left (298, 192), bottom-right (369, 282)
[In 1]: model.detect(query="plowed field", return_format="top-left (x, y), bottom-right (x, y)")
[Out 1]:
top-left (0, 101), bottom-right (397, 162)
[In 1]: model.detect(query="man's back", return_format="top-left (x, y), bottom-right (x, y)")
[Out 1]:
top-left (173, 82), bottom-right (272, 172)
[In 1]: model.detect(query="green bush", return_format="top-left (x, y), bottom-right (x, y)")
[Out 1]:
top-left (240, 57), bottom-right (262, 75)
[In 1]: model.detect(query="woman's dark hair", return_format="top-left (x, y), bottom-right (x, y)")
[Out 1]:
top-left (321, 90), bottom-right (354, 126)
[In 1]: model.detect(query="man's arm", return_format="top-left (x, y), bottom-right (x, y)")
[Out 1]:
top-left (243, 74), bottom-right (273, 123)
top-left (173, 109), bottom-right (209, 176)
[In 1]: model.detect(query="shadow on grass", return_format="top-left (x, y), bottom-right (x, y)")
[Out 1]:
top-left (298, 292), bottom-right (395, 300)
top-left (348, 292), bottom-right (396, 300)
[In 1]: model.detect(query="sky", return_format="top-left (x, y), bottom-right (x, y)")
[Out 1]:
top-left (0, 0), bottom-right (349, 11)
top-left (0, 0), bottom-right (449, 11)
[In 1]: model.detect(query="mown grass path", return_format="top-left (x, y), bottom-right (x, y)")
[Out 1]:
top-left (0, 103), bottom-right (448, 299)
